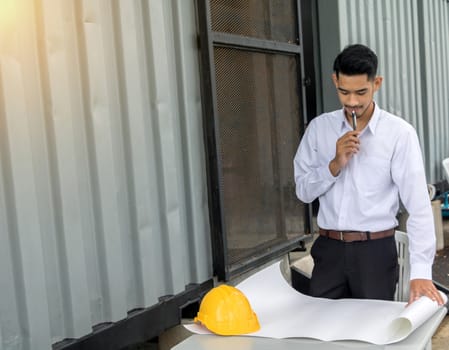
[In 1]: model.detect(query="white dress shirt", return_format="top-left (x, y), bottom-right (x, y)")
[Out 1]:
top-left (294, 103), bottom-right (435, 280)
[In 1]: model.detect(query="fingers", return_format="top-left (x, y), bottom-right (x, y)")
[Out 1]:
top-left (333, 131), bottom-right (361, 170)
top-left (337, 132), bottom-right (360, 154)
top-left (426, 289), bottom-right (444, 305)
top-left (407, 285), bottom-right (446, 306)
top-left (338, 132), bottom-right (360, 147)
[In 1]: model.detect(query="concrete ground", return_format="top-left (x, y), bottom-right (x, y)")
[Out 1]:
top-left (433, 316), bottom-right (449, 350)
top-left (430, 216), bottom-right (449, 350)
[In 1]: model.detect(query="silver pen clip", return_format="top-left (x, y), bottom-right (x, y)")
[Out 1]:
top-left (351, 110), bottom-right (357, 131)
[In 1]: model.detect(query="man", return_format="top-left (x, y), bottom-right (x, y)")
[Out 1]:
top-left (294, 44), bottom-right (444, 305)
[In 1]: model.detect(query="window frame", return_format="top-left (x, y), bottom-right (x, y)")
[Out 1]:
top-left (196, 0), bottom-right (319, 281)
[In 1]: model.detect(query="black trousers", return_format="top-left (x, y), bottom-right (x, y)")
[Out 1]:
top-left (309, 235), bottom-right (399, 300)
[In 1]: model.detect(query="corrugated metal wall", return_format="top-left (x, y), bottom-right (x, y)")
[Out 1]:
top-left (0, 1), bottom-right (212, 349)
top-left (419, 0), bottom-right (449, 182)
top-left (318, 0), bottom-right (449, 182)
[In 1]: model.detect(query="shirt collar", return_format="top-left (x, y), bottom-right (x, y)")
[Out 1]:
top-left (339, 102), bottom-right (381, 135)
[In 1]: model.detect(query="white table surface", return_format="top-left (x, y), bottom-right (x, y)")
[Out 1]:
top-left (172, 307), bottom-right (447, 350)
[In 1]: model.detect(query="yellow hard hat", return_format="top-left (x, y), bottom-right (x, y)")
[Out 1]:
top-left (194, 284), bottom-right (260, 335)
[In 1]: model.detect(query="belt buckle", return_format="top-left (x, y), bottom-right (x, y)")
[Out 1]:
top-left (340, 231), bottom-right (344, 241)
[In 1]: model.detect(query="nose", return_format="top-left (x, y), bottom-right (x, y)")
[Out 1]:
top-left (347, 93), bottom-right (359, 108)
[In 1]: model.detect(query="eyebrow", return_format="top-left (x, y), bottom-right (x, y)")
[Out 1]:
top-left (338, 87), bottom-right (368, 94)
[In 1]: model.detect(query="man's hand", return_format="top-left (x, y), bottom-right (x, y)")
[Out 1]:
top-left (329, 130), bottom-right (360, 176)
top-left (407, 279), bottom-right (446, 306)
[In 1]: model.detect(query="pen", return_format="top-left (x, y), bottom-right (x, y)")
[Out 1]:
top-left (351, 110), bottom-right (357, 131)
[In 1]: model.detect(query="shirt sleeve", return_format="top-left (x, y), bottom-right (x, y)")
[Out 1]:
top-left (391, 126), bottom-right (435, 280)
top-left (294, 121), bottom-right (340, 204)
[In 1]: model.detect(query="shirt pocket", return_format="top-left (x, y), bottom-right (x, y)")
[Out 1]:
top-left (354, 156), bottom-right (392, 194)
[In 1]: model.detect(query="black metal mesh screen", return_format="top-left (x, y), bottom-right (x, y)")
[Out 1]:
top-left (214, 47), bottom-right (305, 264)
top-left (210, 0), bottom-right (298, 43)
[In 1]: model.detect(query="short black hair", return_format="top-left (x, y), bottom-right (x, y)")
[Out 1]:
top-left (333, 44), bottom-right (378, 80)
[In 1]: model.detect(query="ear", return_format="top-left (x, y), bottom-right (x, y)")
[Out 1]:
top-left (332, 73), bottom-right (338, 88)
top-left (373, 76), bottom-right (383, 92)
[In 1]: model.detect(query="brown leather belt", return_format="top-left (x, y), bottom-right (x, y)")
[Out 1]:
top-left (319, 228), bottom-right (395, 242)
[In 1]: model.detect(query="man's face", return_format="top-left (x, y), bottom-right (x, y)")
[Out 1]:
top-left (332, 73), bottom-right (382, 119)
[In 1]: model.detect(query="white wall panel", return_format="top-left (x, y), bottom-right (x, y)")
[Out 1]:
top-left (0, 0), bottom-right (212, 348)
top-left (419, 0), bottom-right (449, 180)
